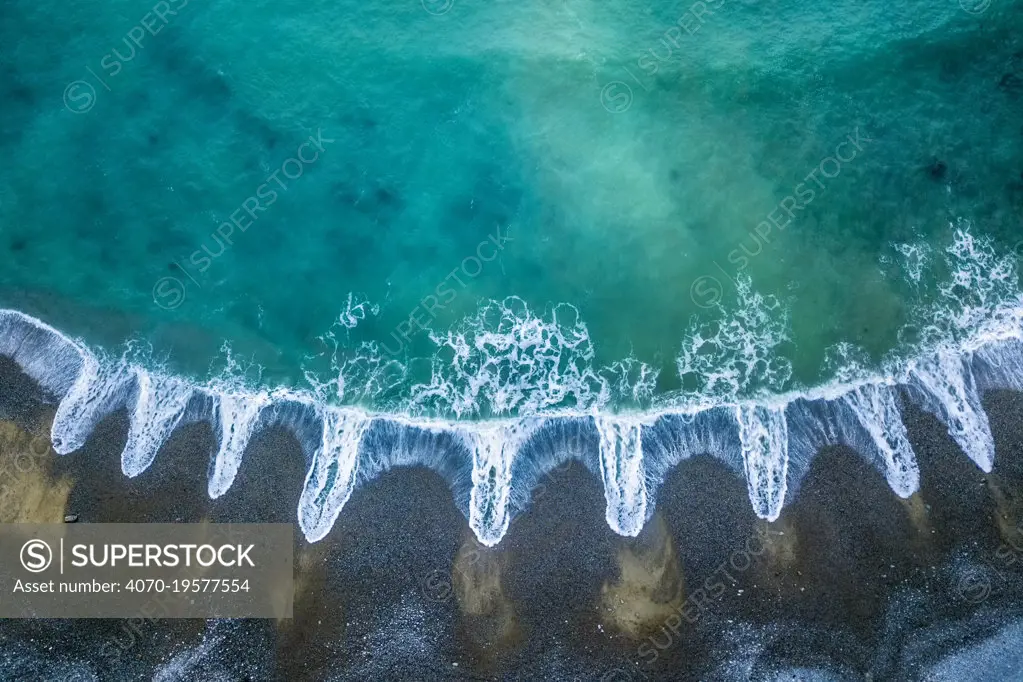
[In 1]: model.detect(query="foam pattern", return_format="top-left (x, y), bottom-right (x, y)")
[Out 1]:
top-left (0, 228), bottom-right (1020, 545)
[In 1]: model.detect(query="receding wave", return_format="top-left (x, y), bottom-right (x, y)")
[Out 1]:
top-left (0, 226), bottom-right (1020, 546)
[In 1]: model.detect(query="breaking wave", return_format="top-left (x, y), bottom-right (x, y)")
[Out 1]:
top-left (0, 225), bottom-right (1020, 546)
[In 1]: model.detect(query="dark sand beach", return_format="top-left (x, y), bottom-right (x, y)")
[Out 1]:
top-left (3, 361), bottom-right (1023, 681)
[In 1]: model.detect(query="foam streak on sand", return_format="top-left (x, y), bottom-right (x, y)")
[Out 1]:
top-left (299, 407), bottom-right (371, 542)
top-left (463, 421), bottom-right (536, 546)
top-left (908, 349), bottom-right (995, 472)
top-left (51, 353), bottom-right (132, 455)
top-left (595, 416), bottom-right (647, 536)
top-left (0, 229), bottom-right (1021, 545)
top-left (735, 405), bottom-right (788, 522)
top-left (122, 369), bottom-right (193, 478)
top-left (842, 383), bottom-right (919, 497)
top-left (209, 391), bottom-right (270, 499)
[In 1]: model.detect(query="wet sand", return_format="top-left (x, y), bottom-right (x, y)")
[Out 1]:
top-left (2, 359), bottom-right (1023, 680)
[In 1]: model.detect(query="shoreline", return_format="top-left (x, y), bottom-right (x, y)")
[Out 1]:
top-left (3, 292), bottom-right (1023, 546)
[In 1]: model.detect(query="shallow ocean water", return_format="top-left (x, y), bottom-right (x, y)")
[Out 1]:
top-left (3, 0), bottom-right (1022, 412)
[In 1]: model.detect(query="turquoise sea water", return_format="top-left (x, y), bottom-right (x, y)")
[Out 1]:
top-left (1, 0), bottom-right (1022, 417)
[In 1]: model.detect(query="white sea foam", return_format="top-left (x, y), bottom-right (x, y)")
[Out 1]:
top-left (893, 240), bottom-right (931, 288)
top-left (0, 309), bottom-right (85, 398)
top-left (461, 419), bottom-right (539, 546)
top-left (409, 297), bottom-right (658, 417)
top-left (122, 367), bottom-right (193, 477)
top-left (336, 291), bottom-right (379, 330)
top-left (302, 299), bottom-right (406, 408)
top-left (676, 276), bottom-right (792, 403)
top-left (51, 353), bottom-right (133, 455)
top-left (842, 382), bottom-right (919, 497)
top-left (208, 389), bottom-right (269, 499)
top-left (907, 349), bottom-right (994, 472)
top-left (0, 226), bottom-right (1019, 545)
top-left (595, 415), bottom-right (648, 535)
top-left (735, 405), bottom-right (789, 521)
top-left (298, 406), bottom-right (371, 542)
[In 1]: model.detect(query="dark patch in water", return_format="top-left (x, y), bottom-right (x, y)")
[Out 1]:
top-left (927, 159), bottom-right (948, 181)
top-left (201, 70), bottom-right (232, 108)
top-left (236, 111), bottom-right (280, 152)
top-left (330, 182), bottom-right (360, 207)
top-left (374, 186), bottom-right (401, 209)
top-left (8, 83), bottom-right (33, 107)
top-left (998, 73), bottom-right (1022, 95)
top-left (0, 65), bottom-right (34, 107)
top-left (330, 178), bottom-right (404, 221)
